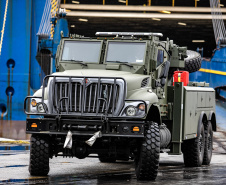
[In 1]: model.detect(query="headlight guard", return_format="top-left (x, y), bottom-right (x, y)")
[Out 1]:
top-left (120, 100), bottom-right (148, 118)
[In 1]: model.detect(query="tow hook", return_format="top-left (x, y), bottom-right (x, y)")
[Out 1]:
top-left (64, 130), bottom-right (73, 149)
top-left (85, 131), bottom-right (102, 146)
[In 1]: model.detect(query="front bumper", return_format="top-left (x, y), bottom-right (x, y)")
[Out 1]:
top-left (26, 118), bottom-right (145, 138)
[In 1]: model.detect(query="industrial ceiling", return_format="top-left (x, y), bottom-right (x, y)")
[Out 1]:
top-left (60, 0), bottom-right (226, 57)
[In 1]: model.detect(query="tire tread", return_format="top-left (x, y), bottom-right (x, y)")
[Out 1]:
top-left (29, 134), bottom-right (50, 176)
top-left (135, 122), bottom-right (160, 180)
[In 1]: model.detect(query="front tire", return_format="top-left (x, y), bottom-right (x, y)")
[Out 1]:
top-left (203, 121), bottom-right (213, 165)
top-left (29, 134), bottom-right (50, 176)
top-left (182, 123), bottom-right (205, 167)
top-left (135, 122), bottom-right (160, 180)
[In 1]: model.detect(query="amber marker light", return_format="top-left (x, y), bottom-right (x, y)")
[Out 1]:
top-left (133, 126), bottom-right (140, 132)
top-left (31, 123), bottom-right (37, 128)
top-left (31, 99), bottom-right (37, 107)
top-left (138, 104), bottom-right (145, 111)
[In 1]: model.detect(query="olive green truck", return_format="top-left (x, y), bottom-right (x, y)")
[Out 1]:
top-left (24, 32), bottom-right (216, 180)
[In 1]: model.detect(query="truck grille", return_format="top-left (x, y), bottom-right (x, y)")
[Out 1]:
top-left (48, 77), bottom-right (125, 116)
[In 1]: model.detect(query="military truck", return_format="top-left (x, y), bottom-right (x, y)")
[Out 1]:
top-left (24, 32), bottom-right (216, 180)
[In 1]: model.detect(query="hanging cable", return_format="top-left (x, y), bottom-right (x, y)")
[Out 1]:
top-left (210, 0), bottom-right (226, 44)
top-left (37, 0), bottom-right (60, 39)
top-left (0, 0), bottom-right (9, 56)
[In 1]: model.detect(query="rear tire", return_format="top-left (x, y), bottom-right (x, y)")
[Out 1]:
top-left (29, 134), bottom-right (50, 176)
top-left (135, 122), bottom-right (160, 180)
top-left (203, 121), bottom-right (213, 165)
top-left (182, 123), bottom-right (205, 167)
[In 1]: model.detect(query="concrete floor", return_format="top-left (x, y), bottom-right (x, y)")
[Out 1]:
top-left (0, 128), bottom-right (226, 185)
top-left (0, 150), bottom-right (226, 184)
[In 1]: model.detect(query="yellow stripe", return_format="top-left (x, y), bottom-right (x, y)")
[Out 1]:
top-left (0, 140), bottom-right (30, 144)
top-left (50, 0), bottom-right (59, 38)
top-left (199, 68), bottom-right (226, 76)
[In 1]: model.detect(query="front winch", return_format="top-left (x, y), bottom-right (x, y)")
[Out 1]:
top-left (63, 124), bottom-right (103, 131)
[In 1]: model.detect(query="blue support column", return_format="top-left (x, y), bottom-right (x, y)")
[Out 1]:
top-left (0, 0), bottom-right (69, 124)
top-left (0, 0), bottom-right (32, 121)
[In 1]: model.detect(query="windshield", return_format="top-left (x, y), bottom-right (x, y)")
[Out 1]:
top-left (106, 42), bottom-right (146, 63)
top-left (62, 41), bottom-right (102, 63)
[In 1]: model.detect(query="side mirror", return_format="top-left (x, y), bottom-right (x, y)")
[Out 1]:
top-left (159, 61), bottom-right (170, 87)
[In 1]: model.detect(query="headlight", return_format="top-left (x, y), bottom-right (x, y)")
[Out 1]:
top-left (37, 103), bottom-right (47, 113)
top-left (126, 106), bottom-right (137, 116)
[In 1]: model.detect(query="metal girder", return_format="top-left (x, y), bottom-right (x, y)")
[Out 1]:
top-left (65, 11), bottom-right (226, 20)
top-left (60, 4), bottom-right (226, 13)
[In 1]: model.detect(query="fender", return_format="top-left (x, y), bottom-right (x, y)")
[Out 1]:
top-left (197, 111), bottom-right (207, 136)
top-left (208, 111), bottom-right (217, 131)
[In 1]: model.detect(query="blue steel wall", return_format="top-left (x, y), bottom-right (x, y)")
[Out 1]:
top-left (190, 48), bottom-right (226, 89)
top-left (190, 48), bottom-right (226, 129)
top-left (0, 0), bottom-right (46, 121)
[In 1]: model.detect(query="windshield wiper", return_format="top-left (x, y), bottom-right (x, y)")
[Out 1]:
top-left (107, 61), bottom-right (133, 68)
top-left (68, 60), bottom-right (88, 67)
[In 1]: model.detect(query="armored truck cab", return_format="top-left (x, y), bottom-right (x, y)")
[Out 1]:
top-left (25, 32), bottom-right (216, 180)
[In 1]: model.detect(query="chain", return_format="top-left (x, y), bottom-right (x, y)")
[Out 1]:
top-left (37, 0), bottom-right (60, 38)
top-left (0, 0), bottom-right (9, 55)
top-left (210, 0), bottom-right (226, 44)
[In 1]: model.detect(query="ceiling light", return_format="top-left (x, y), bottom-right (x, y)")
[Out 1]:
top-left (152, 18), bottom-right (161, 21)
top-left (72, 1), bottom-right (80, 4)
top-left (192, 40), bottom-right (205, 43)
top-left (118, 0), bottom-right (126, 3)
top-left (178, 22), bottom-right (187, 26)
top-left (160, 10), bottom-right (171, 14)
top-left (71, 25), bottom-right (75, 28)
top-left (78, 18), bottom-right (88, 22)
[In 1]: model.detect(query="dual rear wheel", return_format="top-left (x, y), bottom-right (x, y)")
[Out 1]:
top-left (182, 121), bottom-right (213, 167)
